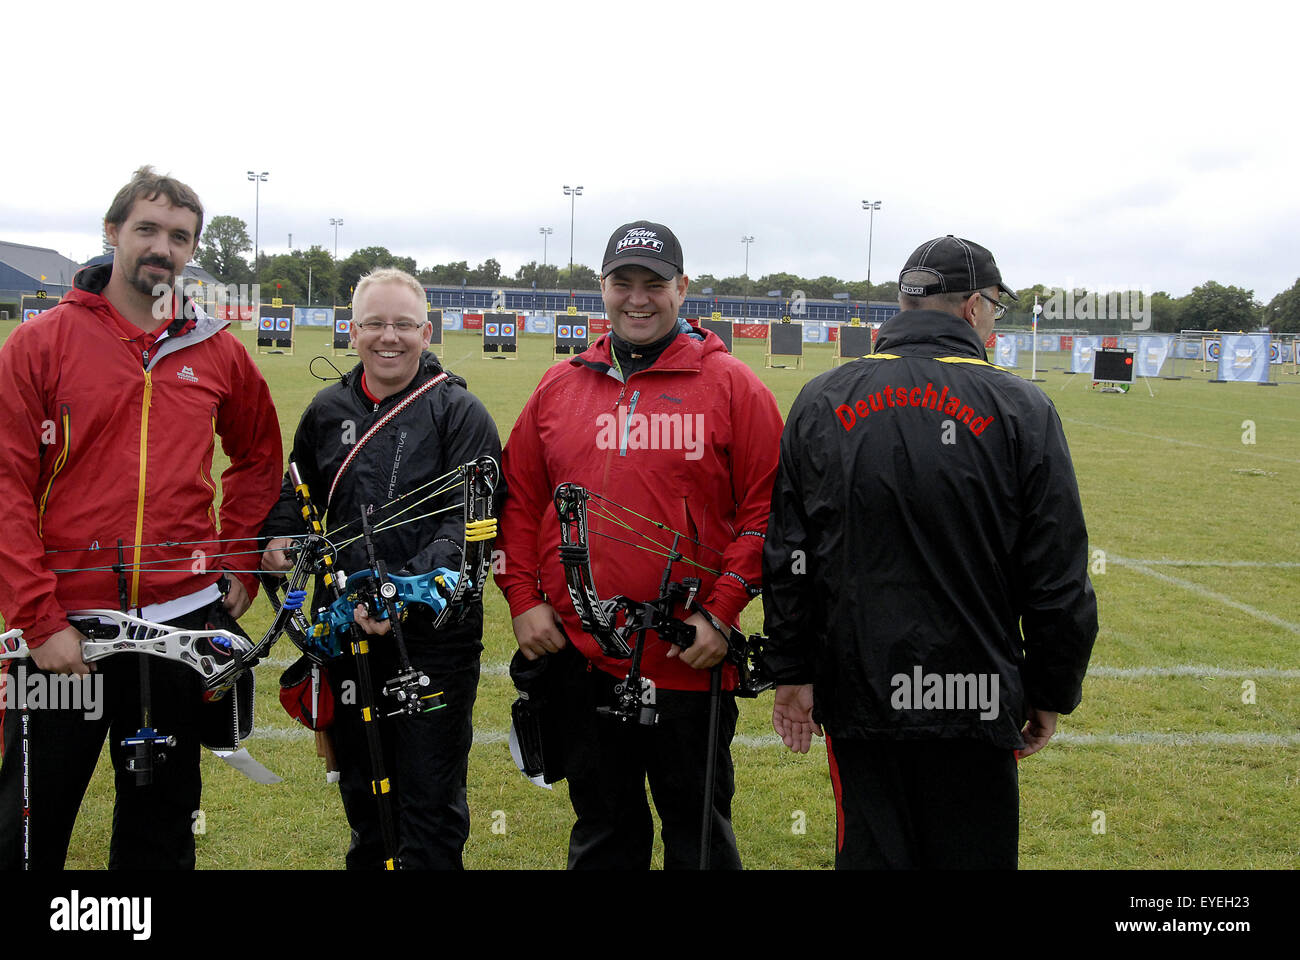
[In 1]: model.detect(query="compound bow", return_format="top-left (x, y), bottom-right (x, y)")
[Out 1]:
top-left (266, 456), bottom-right (500, 663)
top-left (552, 482), bottom-right (773, 701)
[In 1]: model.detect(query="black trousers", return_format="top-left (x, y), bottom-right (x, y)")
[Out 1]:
top-left (328, 608), bottom-right (481, 870)
top-left (559, 650), bottom-right (741, 870)
top-left (0, 602), bottom-right (231, 870)
top-left (825, 734), bottom-right (1019, 870)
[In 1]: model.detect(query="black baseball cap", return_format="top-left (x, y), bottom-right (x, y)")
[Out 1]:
top-left (601, 221), bottom-right (684, 279)
top-left (898, 235), bottom-right (1018, 301)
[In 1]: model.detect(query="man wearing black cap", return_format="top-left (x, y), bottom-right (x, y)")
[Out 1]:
top-left (762, 235), bottom-right (1097, 868)
top-left (496, 221), bottom-right (783, 869)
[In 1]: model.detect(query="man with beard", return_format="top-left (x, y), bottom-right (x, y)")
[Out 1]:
top-left (496, 221), bottom-right (782, 869)
top-left (0, 166), bottom-right (282, 868)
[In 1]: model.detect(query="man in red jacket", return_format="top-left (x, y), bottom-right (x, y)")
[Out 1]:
top-left (0, 166), bottom-right (283, 868)
top-left (496, 221), bottom-right (782, 869)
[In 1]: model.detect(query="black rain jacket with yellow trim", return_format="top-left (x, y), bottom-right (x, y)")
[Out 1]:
top-left (762, 310), bottom-right (1097, 748)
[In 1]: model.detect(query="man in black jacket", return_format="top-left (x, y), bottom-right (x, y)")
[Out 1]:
top-left (763, 236), bottom-right (1097, 869)
top-left (261, 268), bottom-right (501, 869)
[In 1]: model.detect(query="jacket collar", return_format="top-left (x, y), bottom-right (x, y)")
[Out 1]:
top-left (874, 309), bottom-right (989, 360)
top-left (69, 262), bottom-right (227, 350)
top-left (347, 350), bottom-right (461, 404)
top-left (572, 325), bottom-right (719, 379)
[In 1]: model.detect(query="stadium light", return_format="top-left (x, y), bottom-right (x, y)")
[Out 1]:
top-left (563, 185), bottom-right (583, 298)
top-left (329, 218), bottom-right (344, 260)
top-left (741, 236), bottom-right (755, 320)
top-left (862, 200), bottom-right (882, 290)
top-left (248, 170), bottom-right (269, 282)
top-left (540, 226), bottom-right (553, 288)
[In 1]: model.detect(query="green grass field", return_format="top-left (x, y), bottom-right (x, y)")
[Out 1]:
top-left (4, 323), bottom-right (1298, 870)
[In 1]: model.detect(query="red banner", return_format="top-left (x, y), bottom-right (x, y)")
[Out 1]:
top-left (462, 313), bottom-right (483, 330)
top-left (590, 317), bottom-right (610, 335)
top-left (215, 305), bottom-right (255, 321)
top-left (1102, 336), bottom-right (1118, 348)
top-left (1060, 335), bottom-right (1073, 350)
top-left (736, 323), bottom-right (768, 339)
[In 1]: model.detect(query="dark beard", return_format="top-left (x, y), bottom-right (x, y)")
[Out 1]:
top-left (130, 260), bottom-right (175, 299)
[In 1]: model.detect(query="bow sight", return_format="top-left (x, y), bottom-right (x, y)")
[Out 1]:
top-left (357, 510), bottom-right (446, 718)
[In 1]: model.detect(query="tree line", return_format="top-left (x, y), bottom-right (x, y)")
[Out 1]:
top-left (196, 215), bottom-right (1300, 334)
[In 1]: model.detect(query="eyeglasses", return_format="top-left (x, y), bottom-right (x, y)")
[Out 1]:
top-left (354, 319), bottom-right (425, 333)
top-left (976, 291), bottom-right (1008, 321)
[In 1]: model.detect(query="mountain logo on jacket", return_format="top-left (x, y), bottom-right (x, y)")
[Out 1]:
top-left (176, 365), bottom-right (199, 383)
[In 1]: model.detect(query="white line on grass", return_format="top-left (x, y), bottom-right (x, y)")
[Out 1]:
top-left (1060, 417), bottom-right (1300, 465)
top-left (1107, 556), bottom-right (1300, 636)
top-left (244, 727), bottom-right (1299, 748)
top-left (1129, 396), bottom-right (1300, 426)
top-left (1088, 665), bottom-right (1300, 678)
top-left (265, 658), bottom-right (1300, 682)
top-left (1109, 558), bottom-right (1300, 569)
top-left (1054, 732), bottom-right (1300, 746)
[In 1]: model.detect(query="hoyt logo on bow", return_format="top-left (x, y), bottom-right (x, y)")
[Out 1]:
top-left (552, 483), bottom-right (773, 702)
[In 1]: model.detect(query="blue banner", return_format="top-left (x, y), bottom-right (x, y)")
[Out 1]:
top-left (293, 307), bottom-right (333, 327)
top-left (527, 316), bottom-right (554, 334)
top-left (1136, 335), bottom-right (1172, 377)
top-left (442, 312), bottom-right (464, 331)
top-left (1071, 336), bottom-right (1102, 373)
top-left (994, 334), bottom-right (1019, 368)
top-left (1218, 334), bottom-right (1270, 382)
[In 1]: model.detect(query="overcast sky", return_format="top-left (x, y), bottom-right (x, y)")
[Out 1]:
top-left (3, 1), bottom-right (1296, 300)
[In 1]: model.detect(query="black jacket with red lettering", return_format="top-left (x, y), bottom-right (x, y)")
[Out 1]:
top-left (762, 310), bottom-right (1097, 748)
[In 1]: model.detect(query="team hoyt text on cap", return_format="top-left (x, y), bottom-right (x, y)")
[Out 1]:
top-left (898, 235), bottom-right (1018, 301)
top-left (602, 221), bottom-right (684, 280)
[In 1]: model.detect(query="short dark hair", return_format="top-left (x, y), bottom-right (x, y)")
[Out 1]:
top-left (104, 165), bottom-right (204, 242)
top-left (897, 269), bottom-right (990, 313)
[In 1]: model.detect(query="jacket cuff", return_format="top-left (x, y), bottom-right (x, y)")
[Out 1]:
top-left (225, 567), bottom-right (260, 603)
top-left (503, 582), bottom-right (547, 620)
top-left (24, 614), bottom-right (72, 649)
top-left (702, 573), bottom-right (751, 629)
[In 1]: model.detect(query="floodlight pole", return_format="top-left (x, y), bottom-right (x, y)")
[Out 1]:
top-left (563, 185), bottom-right (582, 299)
top-left (540, 226), bottom-right (553, 289)
top-left (329, 218), bottom-right (344, 260)
top-left (861, 200), bottom-right (881, 290)
top-left (248, 170), bottom-right (269, 282)
top-left (741, 236), bottom-right (754, 320)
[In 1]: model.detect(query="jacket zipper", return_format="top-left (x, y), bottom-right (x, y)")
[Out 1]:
top-left (130, 371), bottom-right (154, 607)
top-left (619, 389), bottom-right (640, 457)
top-left (37, 404), bottom-right (72, 537)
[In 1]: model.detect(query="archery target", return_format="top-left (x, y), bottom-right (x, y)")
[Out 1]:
top-left (503, 323), bottom-right (515, 336)
top-left (574, 325), bottom-right (586, 338)
top-left (276, 318), bottom-right (291, 331)
top-left (1206, 339), bottom-right (1221, 361)
top-left (335, 318), bottom-right (350, 334)
top-left (558, 325), bottom-right (571, 338)
top-left (486, 323), bottom-right (500, 336)
top-left (260, 318), bottom-right (274, 330)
